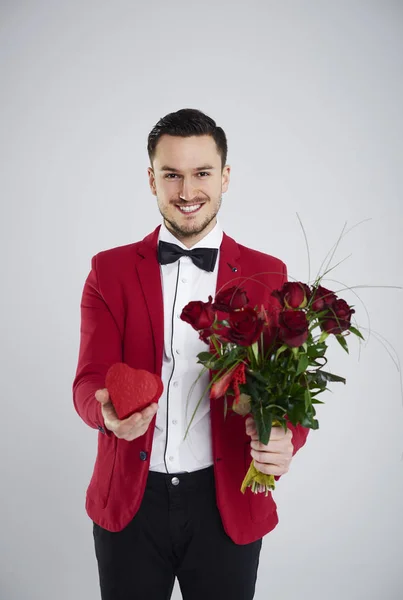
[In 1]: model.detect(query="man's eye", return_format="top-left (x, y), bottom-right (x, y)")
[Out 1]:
top-left (165, 172), bottom-right (210, 179)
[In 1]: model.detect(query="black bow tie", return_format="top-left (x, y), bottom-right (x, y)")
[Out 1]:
top-left (158, 240), bottom-right (218, 272)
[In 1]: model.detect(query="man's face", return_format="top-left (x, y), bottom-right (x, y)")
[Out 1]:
top-left (148, 134), bottom-right (230, 246)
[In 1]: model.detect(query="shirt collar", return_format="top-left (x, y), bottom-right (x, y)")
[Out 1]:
top-left (158, 218), bottom-right (223, 250)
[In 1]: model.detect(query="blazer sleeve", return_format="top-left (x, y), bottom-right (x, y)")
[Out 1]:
top-left (72, 254), bottom-right (123, 437)
top-left (274, 260), bottom-right (311, 481)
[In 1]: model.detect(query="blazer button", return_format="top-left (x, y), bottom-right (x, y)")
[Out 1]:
top-left (97, 424), bottom-right (105, 434)
top-left (139, 451), bottom-right (148, 461)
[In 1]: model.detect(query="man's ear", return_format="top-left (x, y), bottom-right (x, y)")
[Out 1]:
top-left (147, 167), bottom-right (157, 196)
top-left (222, 164), bottom-right (230, 193)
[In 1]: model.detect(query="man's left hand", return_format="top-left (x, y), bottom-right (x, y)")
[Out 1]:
top-left (245, 416), bottom-right (294, 476)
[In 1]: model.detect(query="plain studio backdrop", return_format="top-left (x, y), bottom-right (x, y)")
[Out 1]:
top-left (1, 1), bottom-right (402, 599)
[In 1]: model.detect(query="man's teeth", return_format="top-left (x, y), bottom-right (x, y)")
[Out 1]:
top-left (178, 204), bottom-right (201, 213)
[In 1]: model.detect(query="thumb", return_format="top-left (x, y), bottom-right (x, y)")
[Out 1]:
top-left (95, 388), bottom-right (109, 404)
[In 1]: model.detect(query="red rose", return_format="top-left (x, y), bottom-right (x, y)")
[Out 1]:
top-left (199, 327), bottom-right (214, 344)
top-left (213, 286), bottom-right (249, 312)
top-left (198, 322), bottom-right (230, 344)
top-left (278, 310), bottom-right (309, 347)
top-left (225, 307), bottom-right (265, 346)
top-left (272, 282), bottom-right (311, 309)
top-left (180, 296), bottom-right (215, 331)
top-left (311, 286), bottom-right (337, 312)
top-left (321, 299), bottom-right (355, 334)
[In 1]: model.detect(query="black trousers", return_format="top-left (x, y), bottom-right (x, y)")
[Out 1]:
top-left (93, 465), bottom-right (263, 600)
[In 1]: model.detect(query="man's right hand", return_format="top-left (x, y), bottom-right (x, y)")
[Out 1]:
top-left (95, 388), bottom-right (158, 441)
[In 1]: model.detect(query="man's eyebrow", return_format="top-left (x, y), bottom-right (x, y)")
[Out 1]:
top-left (159, 164), bottom-right (216, 172)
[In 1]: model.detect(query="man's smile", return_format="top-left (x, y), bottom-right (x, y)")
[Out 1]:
top-left (176, 203), bottom-right (204, 214)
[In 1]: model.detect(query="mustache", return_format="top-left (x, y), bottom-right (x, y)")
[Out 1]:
top-left (173, 198), bottom-right (207, 205)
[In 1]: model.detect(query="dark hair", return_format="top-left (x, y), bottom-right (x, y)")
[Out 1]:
top-left (147, 108), bottom-right (228, 171)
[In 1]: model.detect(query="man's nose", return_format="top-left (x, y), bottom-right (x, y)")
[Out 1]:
top-left (179, 178), bottom-right (197, 201)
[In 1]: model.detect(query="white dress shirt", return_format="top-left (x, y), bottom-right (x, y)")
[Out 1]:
top-left (149, 219), bottom-right (223, 473)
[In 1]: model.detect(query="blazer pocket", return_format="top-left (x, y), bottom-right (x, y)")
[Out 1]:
top-left (87, 433), bottom-right (118, 508)
top-left (244, 441), bottom-right (276, 524)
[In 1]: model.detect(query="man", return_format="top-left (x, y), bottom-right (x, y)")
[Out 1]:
top-left (72, 108), bottom-right (309, 600)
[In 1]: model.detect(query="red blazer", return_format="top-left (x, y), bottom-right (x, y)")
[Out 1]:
top-left (72, 225), bottom-right (310, 545)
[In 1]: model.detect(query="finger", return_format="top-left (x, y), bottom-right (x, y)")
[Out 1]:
top-left (100, 400), bottom-right (121, 433)
top-left (125, 411), bottom-right (143, 427)
top-left (250, 439), bottom-right (272, 451)
top-left (102, 401), bottom-right (118, 420)
top-left (270, 426), bottom-right (293, 441)
top-left (123, 404), bottom-right (157, 426)
top-left (140, 403), bottom-right (158, 421)
top-left (107, 402), bottom-right (159, 436)
top-left (246, 424), bottom-right (258, 438)
top-left (251, 448), bottom-right (287, 465)
top-left (95, 388), bottom-right (109, 404)
top-left (133, 404), bottom-right (158, 426)
top-left (252, 460), bottom-right (283, 476)
top-left (102, 411), bottom-right (120, 433)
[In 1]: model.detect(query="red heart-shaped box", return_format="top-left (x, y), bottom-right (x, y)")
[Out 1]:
top-left (105, 362), bottom-right (163, 421)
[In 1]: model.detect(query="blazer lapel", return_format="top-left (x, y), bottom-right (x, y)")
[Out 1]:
top-left (136, 226), bottom-right (164, 376)
top-left (216, 231), bottom-right (242, 300)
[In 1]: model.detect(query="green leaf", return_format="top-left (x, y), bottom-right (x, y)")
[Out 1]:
top-left (349, 326), bottom-right (365, 340)
top-left (317, 369), bottom-right (346, 384)
top-left (286, 402), bottom-right (310, 426)
top-left (248, 370), bottom-right (268, 385)
top-left (296, 354), bottom-right (309, 376)
top-left (336, 334), bottom-right (349, 353)
top-left (275, 344), bottom-right (288, 360)
top-left (197, 351), bottom-right (215, 363)
top-left (251, 341), bottom-right (259, 362)
top-left (307, 342), bottom-right (327, 358)
top-left (304, 388), bottom-right (312, 411)
top-left (318, 331), bottom-right (329, 344)
top-left (253, 404), bottom-right (272, 446)
top-left (222, 348), bottom-right (243, 369)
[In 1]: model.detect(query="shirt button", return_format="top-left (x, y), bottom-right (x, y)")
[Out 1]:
top-left (169, 456), bottom-right (174, 462)
top-left (172, 419), bottom-right (178, 425)
top-left (175, 349), bottom-right (180, 355)
top-left (181, 278), bottom-right (187, 283)
top-left (173, 381), bottom-right (179, 388)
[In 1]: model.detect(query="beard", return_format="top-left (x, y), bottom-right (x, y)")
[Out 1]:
top-left (158, 194), bottom-right (222, 239)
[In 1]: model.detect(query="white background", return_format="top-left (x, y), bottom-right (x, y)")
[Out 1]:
top-left (1, 1), bottom-right (402, 599)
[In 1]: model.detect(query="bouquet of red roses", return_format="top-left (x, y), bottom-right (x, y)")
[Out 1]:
top-left (180, 278), bottom-right (364, 496)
